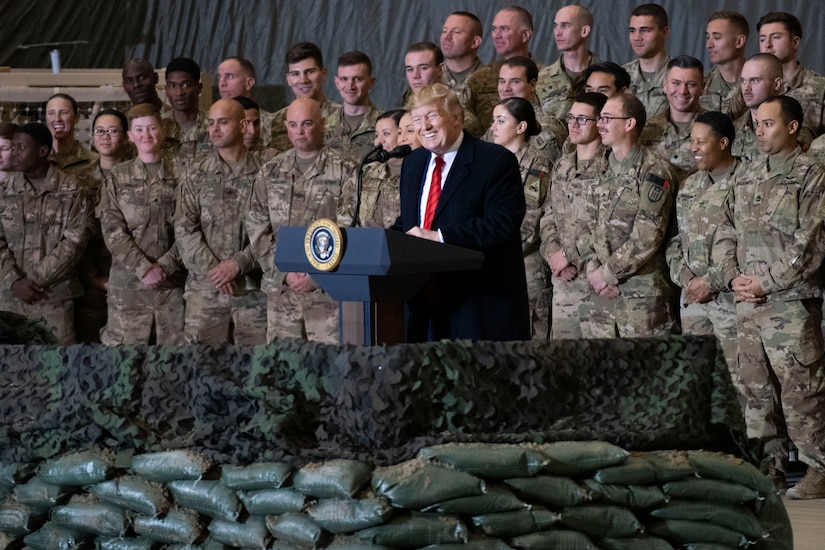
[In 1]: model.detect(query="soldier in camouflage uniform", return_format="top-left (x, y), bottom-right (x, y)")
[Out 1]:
top-left (700, 11), bottom-right (749, 117)
top-left (731, 54), bottom-right (784, 163)
top-left (97, 104), bottom-right (186, 345)
top-left (216, 57), bottom-right (275, 149)
top-left (122, 58), bottom-right (164, 111)
top-left (440, 11), bottom-right (484, 110)
top-left (45, 93), bottom-right (98, 175)
top-left (583, 62), bottom-right (630, 98)
top-left (665, 112), bottom-right (740, 391)
top-left (463, 6), bottom-right (538, 133)
top-left (0, 122), bottom-right (14, 182)
top-left (174, 99), bottom-right (266, 345)
top-left (622, 3), bottom-right (671, 119)
top-left (718, 96), bottom-right (825, 499)
top-left (232, 96), bottom-right (279, 164)
top-left (541, 92), bottom-right (607, 339)
top-left (161, 57), bottom-right (212, 168)
top-left (489, 97), bottom-right (552, 339)
top-left (537, 5), bottom-right (598, 120)
top-left (584, 94), bottom-right (676, 337)
top-left (326, 51), bottom-right (383, 162)
top-left (641, 55), bottom-right (705, 183)
top-left (270, 43), bottom-right (342, 152)
top-left (0, 123), bottom-right (92, 344)
top-left (247, 98), bottom-right (356, 343)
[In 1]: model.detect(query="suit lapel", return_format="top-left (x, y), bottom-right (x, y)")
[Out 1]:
top-left (434, 132), bottom-right (473, 221)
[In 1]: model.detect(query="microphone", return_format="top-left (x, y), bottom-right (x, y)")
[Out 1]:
top-left (375, 144), bottom-right (412, 163)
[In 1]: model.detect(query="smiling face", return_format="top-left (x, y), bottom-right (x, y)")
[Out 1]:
top-left (374, 117), bottom-right (400, 151)
top-left (628, 15), bottom-right (668, 59)
top-left (335, 63), bottom-right (374, 107)
top-left (492, 9), bottom-right (531, 58)
top-left (567, 101), bottom-right (600, 145)
top-left (127, 114), bottom-right (165, 158)
top-left (165, 70), bottom-right (201, 114)
top-left (45, 97), bottom-right (77, 142)
top-left (411, 101), bottom-right (462, 156)
top-left (397, 112), bottom-right (421, 150)
top-left (286, 58), bottom-right (327, 101)
top-left (663, 66), bottom-right (703, 115)
top-left (597, 97), bottom-right (633, 147)
top-left (92, 114), bottom-right (128, 158)
top-left (585, 71), bottom-right (621, 97)
top-left (498, 64), bottom-right (535, 100)
top-left (208, 99), bottom-right (246, 150)
top-left (690, 122), bottom-right (729, 172)
top-left (706, 18), bottom-right (745, 66)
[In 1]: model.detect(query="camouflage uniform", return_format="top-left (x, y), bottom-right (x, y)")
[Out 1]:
top-left (0, 166), bottom-right (92, 344)
top-left (259, 108), bottom-right (275, 148)
top-left (582, 143), bottom-right (676, 338)
top-left (784, 63), bottom-right (825, 146)
top-left (442, 57), bottom-right (483, 103)
top-left (641, 108), bottom-right (705, 183)
top-left (161, 109), bottom-right (213, 167)
top-left (482, 100), bottom-right (564, 167)
top-left (97, 156), bottom-right (186, 345)
top-left (665, 160), bottom-right (741, 387)
top-left (537, 52), bottom-right (599, 120)
top-left (323, 103), bottom-right (383, 162)
top-left (623, 56), bottom-right (670, 119)
top-left (461, 61), bottom-right (503, 134)
top-left (337, 161), bottom-right (400, 228)
top-left (730, 111), bottom-right (758, 163)
top-left (717, 148), bottom-right (825, 472)
top-left (540, 146), bottom-right (606, 339)
top-left (246, 146), bottom-right (356, 343)
top-left (174, 149), bottom-right (266, 345)
top-left (700, 67), bottom-right (746, 118)
top-left (270, 100), bottom-right (341, 153)
top-left (49, 142), bottom-right (99, 176)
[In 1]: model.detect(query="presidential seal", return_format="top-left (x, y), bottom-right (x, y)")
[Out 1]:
top-left (305, 218), bottom-right (343, 271)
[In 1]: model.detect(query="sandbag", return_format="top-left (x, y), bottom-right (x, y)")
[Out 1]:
top-left (504, 475), bottom-right (592, 507)
top-left (509, 529), bottom-right (595, 549)
top-left (167, 479), bottom-right (240, 521)
top-left (592, 456), bottom-right (660, 485)
top-left (0, 497), bottom-right (39, 536)
top-left (208, 516), bottom-right (269, 549)
top-left (14, 475), bottom-right (72, 513)
top-left (417, 443), bottom-right (547, 479)
top-left (662, 479), bottom-right (761, 503)
top-left (88, 476), bottom-right (169, 517)
top-left (266, 512), bottom-right (332, 547)
top-left (471, 508), bottom-right (561, 538)
top-left (650, 500), bottom-right (768, 540)
top-left (423, 484), bottom-right (527, 515)
top-left (23, 521), bottom-right (92, 550)
top-left (559, 504), bottom-right (642, 538)
top-left (221, 462), bottom-right (292, 490)
top-left (599, 535), bottom-right (675, 549)
top-left (372, 460), bottom-right (485, 509)
top-left (308, 494), bottom-right (394, 533)
top-left (132, 509), bottom-right (203, 544)
top-left (326, 534), bottom-right (395, 548)
top-left (646, 519), bottom-right (750, 547)
top-left (50, 498), bottom-right (128, 537)
top-left (752, 491), bottom-right (792, 550)
top-left (583, 479), bottom-right (669, 509)
top-left (355, 512), bottom-right (468, 547)
top-left (539, 441), bottom-right (629, 476)
top-left (292, 459), bottom-right (373, 499)
top-left (96, 537), bottom-right (159, 549)
top-left (39, 450), bottom-right (115, 486)
top-left (238, 488), bottom-right (308, 515)
top-left (419, 538), bottom-right (511, 549)
top-left (0, 462), bottom-right (37, 487)
top-left (687, 451), bottom-right (774, 494)
top-left (130, 450), bottom-right (212, 483)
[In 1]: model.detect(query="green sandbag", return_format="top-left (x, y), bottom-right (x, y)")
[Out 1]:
top-left (471, 508), bottom-right (561, 538)
top-left (130, 450), bottom-right (212, 483)
top-left (683, 545), bottom-right (741, 550)
top-left (419, 538), bottom-right (511, 550)
top-left (221, 462), bottom-right (292, 490)
top-left (14, 476), bottom-right (72, 513)
top-left (39, 449), bottom-right (115, 486)
top-left (423, 484), bottom-right (527, 515)
top-left (0, 498), bottom-right (39, 536)
top-left (647, 519), bottom-right (750, 547)
top-left (592, 456), bottom-right (660, 485)
top-left (539, 441), bottom-right (630, 476)
top-left (23, 521), bottom-right (92, 550)
top-left (133, 509), bottom-right (203, 544)
top-left (559, 504), bottom-right (642, 538)
top-left (308, 494), bottom-right (394, 533)
top-left (662, 479), bottom-right (761, 503)
top-left (292, 459), bottom-right (373, 499)
top-left (509, 529), bottom-right (595, 549)
top-left (51, 499), bottom-right (128, 537)
top-left (239, 488), bottom-right (308, 515)
top-left (96, 536), bottom-right (159, 549)
top-left (643, 451), bottom-right (695, 482)
top-left (584, 479), bottom-right (669, 509)
top-left (326, 534), bottom-right (395, 548)
top-left (599, 535), bottom-right (675, 550)
top-left (752, 490), bottom-right (792, 550)
top-left (266, 512), bottom-right (332, 547)
top-left (372, 459), bottom-right (485, 509)
top-left (208, 516), bottom-right (270, 549)
top-left (504, 475), bottom-right (593, 507)
top-left (417, 443), bottom-right (548, 478)
top-left (88, 476), bottom-right (169, 516)
top-left (686, 451), bottom-right (774, 494)
top-left (0, 462), bottom-right (37, 486)
top-left (355, 512), bottom-right (468, 547)
top-left (166, 537), bottom-right (228, 550)
top-left (650, 500), bottom-right (768, 540)
top-left (167, 480), bottom-right (240, 521)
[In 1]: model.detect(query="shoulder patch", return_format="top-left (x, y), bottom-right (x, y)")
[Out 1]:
top-left (645, 173), bottom-right (669, 203)
top-left (528, 168), bottom-right (547, 179)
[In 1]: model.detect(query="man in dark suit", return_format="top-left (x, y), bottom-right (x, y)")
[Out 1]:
top-left (394, 83), bottom-right (530, 341)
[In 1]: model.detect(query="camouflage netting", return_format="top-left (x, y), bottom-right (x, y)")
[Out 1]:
top-left (0, 335), bottom-right (745, 466)
top-left (0, 445), bottom-right (791, 549)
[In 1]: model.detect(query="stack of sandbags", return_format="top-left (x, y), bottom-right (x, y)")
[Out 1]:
top-left (0, 443), bottom-right (790, 549)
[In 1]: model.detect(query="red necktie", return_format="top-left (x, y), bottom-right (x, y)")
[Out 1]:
top-left (423, 156), bottom-right (444, 230)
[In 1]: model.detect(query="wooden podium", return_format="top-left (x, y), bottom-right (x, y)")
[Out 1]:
top-left (275, 226), bottom-right (483, 345)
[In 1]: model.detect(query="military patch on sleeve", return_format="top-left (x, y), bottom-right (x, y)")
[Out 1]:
top-left (528, 169), bottom-right (547, 179)
top-left (645, 173), bottom-right (669, 203)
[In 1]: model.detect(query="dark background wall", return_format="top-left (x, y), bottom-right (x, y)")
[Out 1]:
top-left (2, 0), bottom-right (824, 111)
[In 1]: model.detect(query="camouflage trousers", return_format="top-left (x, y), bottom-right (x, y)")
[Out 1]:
top-left (101, 287), bottom-right (185, 345)
top-left (267, 288), bottom-right (339, 344)
top-left (585, 293), bottom-right (675, 338)
top-left (550, 274), bottom-right (591, 339)
top-left (736, 298), bottom-right (825, 471)
top-left (680, 290), bottom-right (740, 401)
top-left (183, 289), bottom-right (267, 345)
top-left (0, 297), bottom-right (75, 344)
top-left (524, 252), bottom-right (550, 340)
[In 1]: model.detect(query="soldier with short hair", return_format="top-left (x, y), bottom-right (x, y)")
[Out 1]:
top-left (326, 51), bottom-right (382, 162)
top-left (217, 56), bottom-right (275, 148)
top-left (701, 11), bottom-right (749, 117)
top-left (162, 56), bottom-right (212, 165)
top-left (731, 53), bottom-right (784, 162)
top-left (623, 3), bottom-right (671, 118)
top-left (45, 93), bottom-right (98, 175)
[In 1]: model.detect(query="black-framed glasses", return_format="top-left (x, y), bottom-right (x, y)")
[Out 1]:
top-left (566, 114), bottom-right (597, 126)
top-left (597, 115), bottom-right (632, 124)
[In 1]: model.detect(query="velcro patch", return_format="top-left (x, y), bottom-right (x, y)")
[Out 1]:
top-left (528, 169), bottom-right (547, 179)
top-left (646, 173), bottom-right (669, 203)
